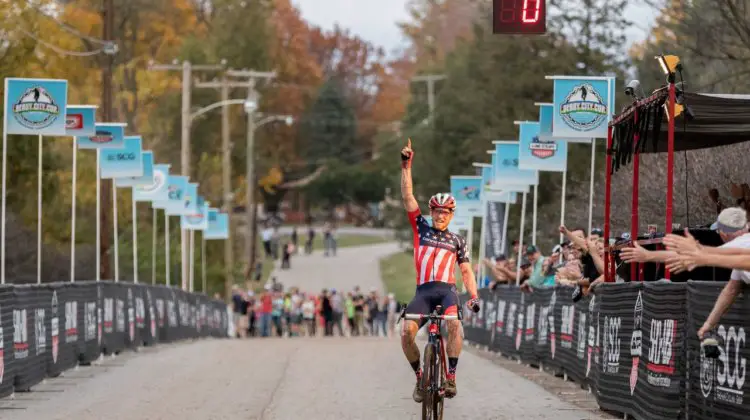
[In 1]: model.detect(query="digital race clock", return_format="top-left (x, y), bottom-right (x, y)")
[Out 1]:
top-left (493, 0), bottom-right (547, 35)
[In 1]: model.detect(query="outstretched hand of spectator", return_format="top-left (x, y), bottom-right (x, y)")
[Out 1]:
top-left (665, 250), bottom-right (699, 274)
top-left (620, 241), bottom-right (648, 263)
top-left (663, 228), bottom-right (700, 253)
top-left (584, 277), bottom-right (604, 296)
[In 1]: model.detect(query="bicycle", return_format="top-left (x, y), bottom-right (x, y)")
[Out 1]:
top-left (400, 305), bottom-right (461, 420)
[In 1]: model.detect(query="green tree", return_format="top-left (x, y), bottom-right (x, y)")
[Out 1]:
top-left (298, 77), bottom-right (358, 164)
top-left (305, 161), bottom-right (388, 217)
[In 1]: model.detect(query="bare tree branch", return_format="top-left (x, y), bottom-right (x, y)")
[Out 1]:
top-left (280, 165), bottom-right (327, 189)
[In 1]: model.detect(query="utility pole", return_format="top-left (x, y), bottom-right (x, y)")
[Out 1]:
top-left (148, 59), bottom-right (225, 290)
top-left (147, 60), bottom-right (226, 178)
top-left (411, 74), bottom-right (446, 117)
top-left (226, 69), bottom-right (276, 279)
top-left (99, 0), bottom-right (115, 281)
top-left (195, 75), bottom-right (254, 301)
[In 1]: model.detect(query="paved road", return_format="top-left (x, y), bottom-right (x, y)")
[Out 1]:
top-left (275, 225), bottom-right (395, 237)
top-left (3, 337), bottom-right (601, 420)
top-left (1, 243), bottom-right (603, 420)
top-left (270, 242), bottom-right (400, 294)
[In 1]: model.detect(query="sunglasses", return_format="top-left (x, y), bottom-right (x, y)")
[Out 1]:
top-left (430, 208), bottom-right (453, 216)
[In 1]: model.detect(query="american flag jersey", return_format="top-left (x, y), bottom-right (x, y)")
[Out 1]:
top-left (408, 209), bottom-right (470, 285)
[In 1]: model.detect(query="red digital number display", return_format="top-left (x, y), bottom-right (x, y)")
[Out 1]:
top-left (493, 0), bottom-right (547, 35)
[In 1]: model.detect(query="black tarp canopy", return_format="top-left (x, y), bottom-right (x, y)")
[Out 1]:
top-left (610, 91), bottom-right (750, 172)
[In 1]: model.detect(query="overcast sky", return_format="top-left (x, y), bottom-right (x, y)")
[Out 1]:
top-left (292, 0), bottom-right (657, 57)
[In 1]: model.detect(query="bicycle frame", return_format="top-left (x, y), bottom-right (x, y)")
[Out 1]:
top-left (403, 306), bottom-right (461, 401)
top-left (427, 317), bottom-right (448, 397)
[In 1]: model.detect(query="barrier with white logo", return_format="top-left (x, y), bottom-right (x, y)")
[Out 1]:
top-left (0, 281), bottom-right (228, 398)
top-left (596, 283), bottom-right (638, 415)
top-left (461, 281), bottom-right (741, 420)
top-left (687, 281), bottom-right (748, 420)
top-left (634, 282), bottom-right (686, 420)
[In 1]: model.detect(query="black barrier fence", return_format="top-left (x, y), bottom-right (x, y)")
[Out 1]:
top-left (0, 281), bottom-right (228, 398)
top-left (461, 280), bottom-right (750, 420)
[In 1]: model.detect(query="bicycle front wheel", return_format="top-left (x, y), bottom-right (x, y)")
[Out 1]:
top-left (432, 341), bottom-right (444, 420)
top-left (421, 344), bottom-right (435, 420)
top-left (433, 394), bottom-right (443, 420)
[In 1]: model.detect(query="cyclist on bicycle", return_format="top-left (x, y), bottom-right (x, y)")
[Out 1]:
top-left (399, 138), bottom-right (480, 402)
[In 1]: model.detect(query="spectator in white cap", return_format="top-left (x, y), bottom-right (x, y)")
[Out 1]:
top-left (661, 207), bottom-right (750, 340)
top-left (622, 206), bottom-right (748, 267)
top-left (663, 206), bottom-right (750, 273)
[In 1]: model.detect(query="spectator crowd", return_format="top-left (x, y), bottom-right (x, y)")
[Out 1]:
top-left (480, 225), bottom-right (605, 297)
top-left (477, 206), bottom-right (750, 342)
top-left (231, 280), bottom-right (402, 339)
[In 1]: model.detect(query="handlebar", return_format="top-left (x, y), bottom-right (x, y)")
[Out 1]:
top-left (404, 313), bottom-right (459, 321)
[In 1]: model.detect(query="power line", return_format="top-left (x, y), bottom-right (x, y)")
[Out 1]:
top-left (19, 0), bottom-right (110, 45)
top-left (15, 25), bottom-right (105, 57)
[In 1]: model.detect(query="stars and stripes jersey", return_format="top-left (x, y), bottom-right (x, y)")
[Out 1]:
top-left (407, 209), bottom-right (470, 286)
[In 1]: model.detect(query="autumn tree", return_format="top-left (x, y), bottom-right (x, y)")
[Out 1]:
top-left (262, 0), bottom-right (324, 167)
top-left (398, 0), bottom-right (479, 69)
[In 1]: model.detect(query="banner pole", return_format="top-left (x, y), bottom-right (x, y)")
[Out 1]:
top-left (476, 199), bottom-right (487, 281)
top-left (37, 134), bottom-right (43, 285)
top-left (588, 138), bottom-right (596, 234)
top-left (152, 207), bottom-right (157, 285)
top-left (201, 231), bottom-right (207, 293)
top-left (516, 192), bottom-right (527, 286)
top-left (132, 193), bottom-right (138, 284)
top-left (465, 220), bottom-right (473, 293)
top-left (501, 201), bottom-right (510, 254)
top-left (1, 106), bottom-right (7, 285)
top-left (165, 213), bottom-right (170, 286)
top-left (113, 182), bottom-right (119, 282)
top-left (96, 149), bottom-right (101, 282)
top-left (466, 218), bottom-right (474, 260)
top-left (71, 138), bottom-right (78, 282)
top-left (532, 184), bottom-right (538, 246)
top-left (180, 228), bottom-right (186, 290)
top-left (189, 229), bottom-right (195, 292)
top-left (560, 169), bottom-right (567, 262)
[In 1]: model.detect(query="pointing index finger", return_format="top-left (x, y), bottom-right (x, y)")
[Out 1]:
top-left (407, 138), bottom-right (412, 148)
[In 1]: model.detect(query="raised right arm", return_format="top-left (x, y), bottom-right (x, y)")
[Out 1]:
top-left (401, 138), bottom-right (419, 213)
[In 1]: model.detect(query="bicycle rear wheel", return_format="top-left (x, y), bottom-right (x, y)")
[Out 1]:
top-left (421, 344), bottom-right (435, 420)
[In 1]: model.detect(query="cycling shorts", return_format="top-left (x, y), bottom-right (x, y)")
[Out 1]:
top-left (404, 282), bottom-right (460, 327)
